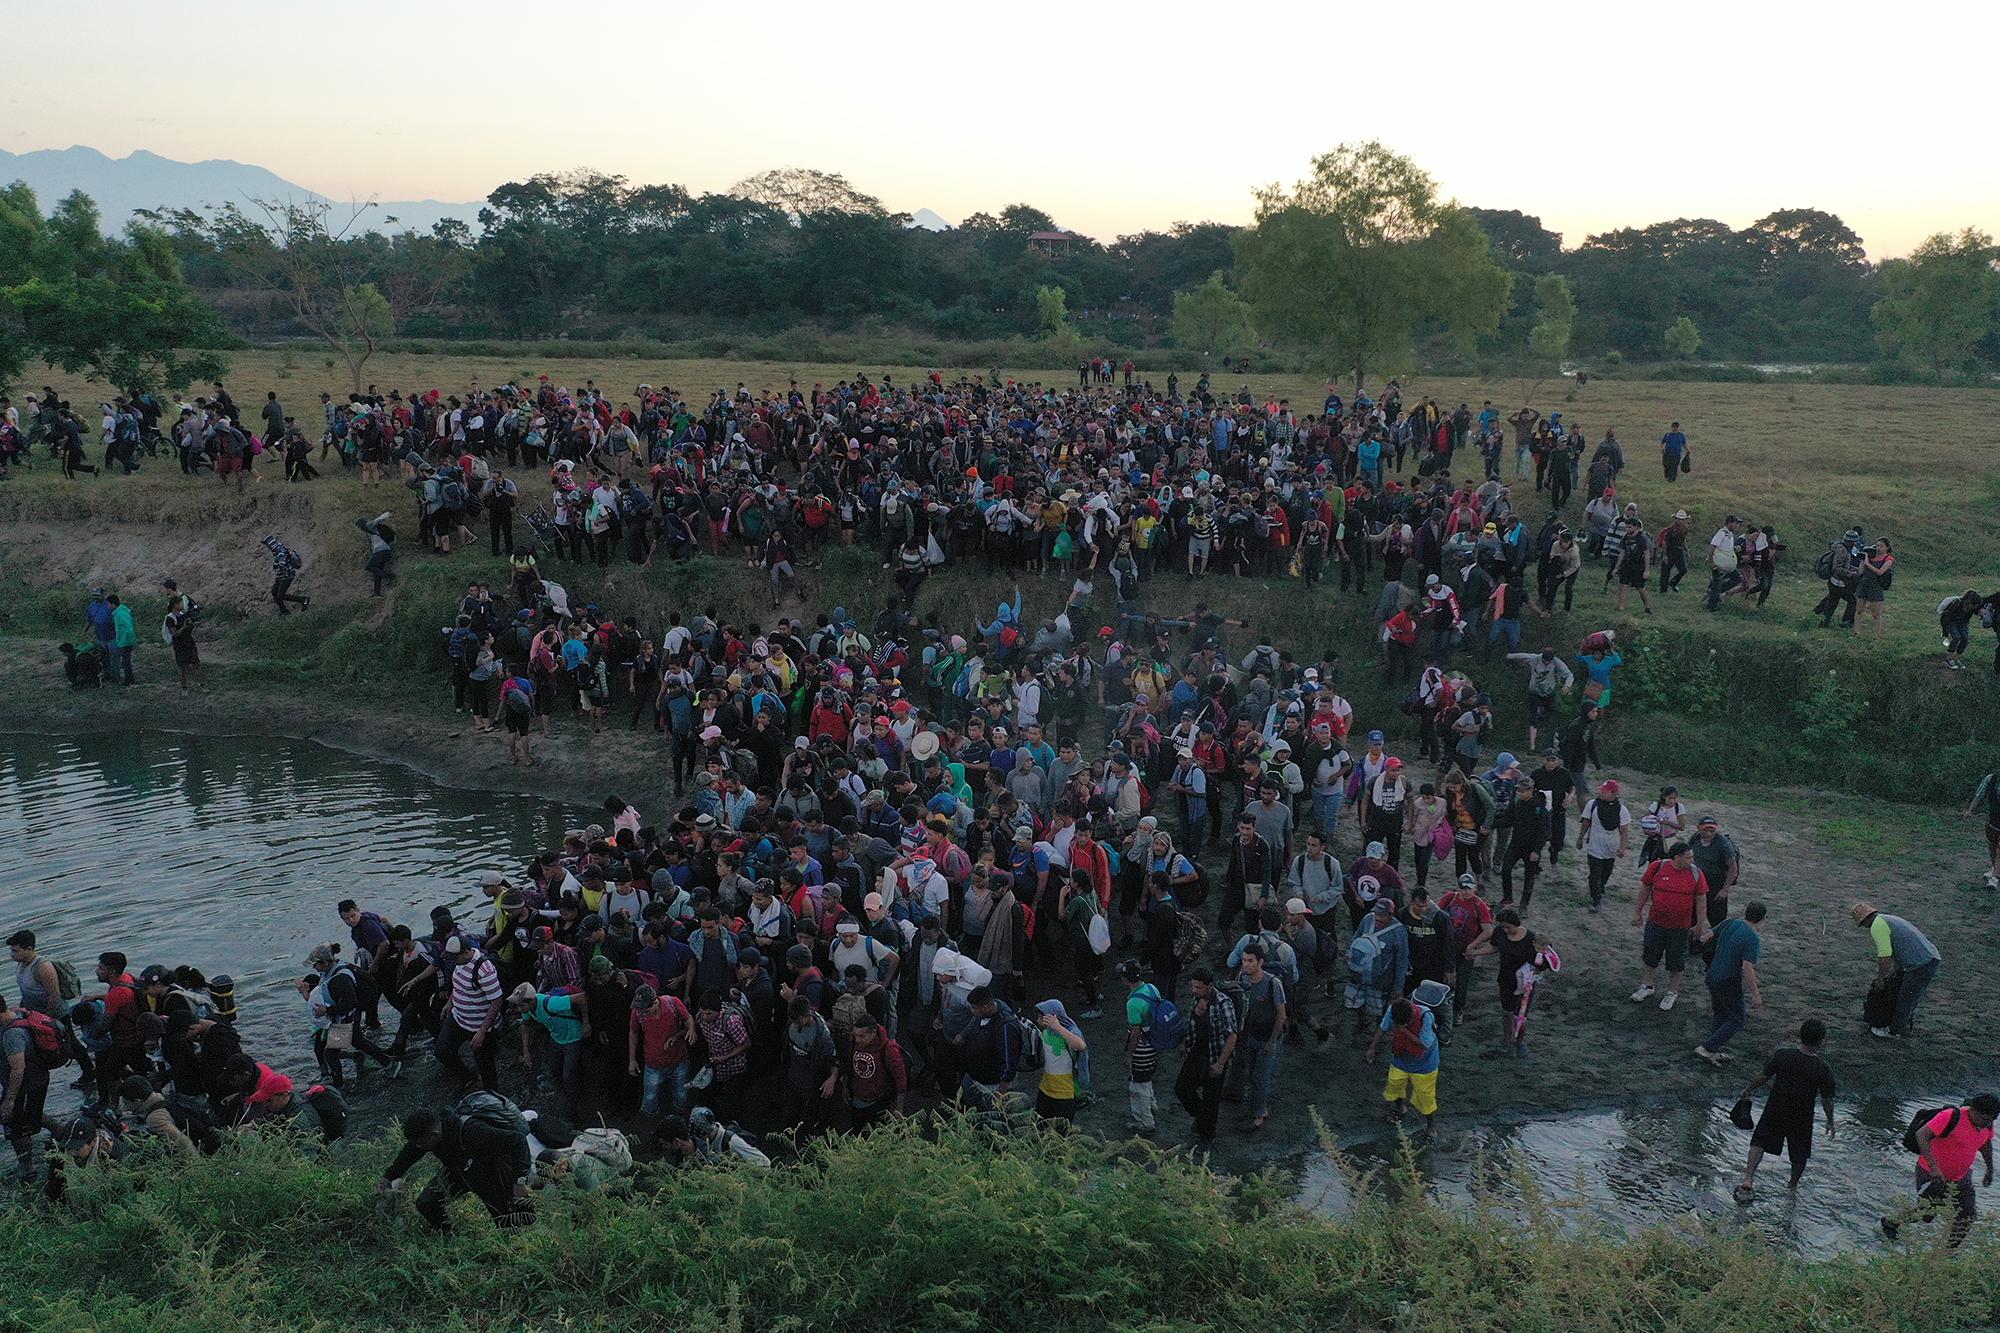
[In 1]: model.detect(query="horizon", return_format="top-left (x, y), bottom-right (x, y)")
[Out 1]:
top-left (4, 0), bottom-right (1996, 263)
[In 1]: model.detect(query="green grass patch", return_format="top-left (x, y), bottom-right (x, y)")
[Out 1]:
top-left (3, 1117), bottom-right (1993, 1332)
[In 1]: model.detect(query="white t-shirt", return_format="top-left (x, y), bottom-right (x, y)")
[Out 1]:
top-left (1581, 799), bottom-right (1631, 858)
top-left (1709, 528), bottom-right (1738, 571)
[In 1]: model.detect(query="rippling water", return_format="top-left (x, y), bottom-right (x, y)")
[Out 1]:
top-left (0, 731), bottom-right (583, 1068)
top-left (1303, 1093), bottom-right (1944, 1258)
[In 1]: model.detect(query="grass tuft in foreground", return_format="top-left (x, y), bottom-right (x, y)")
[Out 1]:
top-left (3, 1117), bottom-right (1994, 1332)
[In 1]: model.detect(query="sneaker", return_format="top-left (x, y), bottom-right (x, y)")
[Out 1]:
top-left (385, 1059), bottom-right (405, 1081)
top-left (1659, 991), bottom-right (1678, 1012)
top-left (1870, 1026), bottom-right (1895, 1039)
top-left (1078, 1009), bottom-right (1104, 1021)
top-left (1630, 985), bottom-right (1655, 1003)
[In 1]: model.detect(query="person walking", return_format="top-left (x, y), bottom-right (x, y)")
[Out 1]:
top-left (1854, 538), bottom-right (1894, 637)
top-left (1577, 779), bottom-right (1629, 912)
top-left (1965, 767), bottom-right (2000, 890)
top-left (1881, 1094), bottom-right (1998, 1249)
top-left (1852, 902), bottom-right (1941, 1039)
top-left (1694, 901), bottom-right (1766, 1064)
top-left (1227, 942), bottom-right (1286, 1133)
top-left (1365, 995), bottom-right (1441, 1140)
top-left (1631, 841), bottom-right (1706, 1012)
top-left (1732, 1018), bottom-right (1837, 1203)
top-left (1119, 960), bottom-right (1166, 1136)
top-left (435, 935), bottom-right (503, 1094)
top-left (1703, 516), bottom-right (1742, 612)
top-left (1174, 967), bottom-right (1238, 1149)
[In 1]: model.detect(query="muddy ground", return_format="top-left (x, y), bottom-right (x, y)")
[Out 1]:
top-left (9, 673), bottom-right (1995, 1177)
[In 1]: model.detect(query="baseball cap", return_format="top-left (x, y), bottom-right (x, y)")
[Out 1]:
top-left (1457, 872), bottom-right (1478, 889)
top-left (1365, 841), bottom-right (1386, 859)
top-left (1598, 779), bottom-right (1621, 796)
top-left (1367, 729), bottom-right (1384, 744)
top-left (1697, 814), bottom-right (1718, 828)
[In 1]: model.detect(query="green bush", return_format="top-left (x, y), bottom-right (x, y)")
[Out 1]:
top-left (3, 1118), bottom-right (1992, 1332)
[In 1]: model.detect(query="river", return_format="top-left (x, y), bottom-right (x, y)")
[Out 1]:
top-left (0, 732), bottom-right (1943, 1254)
top-left (0, 730), bottom-right (584, 1067)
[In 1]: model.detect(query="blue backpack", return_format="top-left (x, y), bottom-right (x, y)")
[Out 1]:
top-left (1146, 991), bottom-right (1188, 1052)
top-left (1347, 930), bottom-right (1388, 987)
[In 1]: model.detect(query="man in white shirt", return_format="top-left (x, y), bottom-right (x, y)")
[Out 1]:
top-left (1704, 516), bottom-right (1742, 612)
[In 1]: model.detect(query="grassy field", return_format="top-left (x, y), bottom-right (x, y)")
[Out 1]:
top-left (5, 1117), bottom-right (1995, 1332)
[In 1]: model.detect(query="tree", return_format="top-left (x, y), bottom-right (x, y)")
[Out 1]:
top-left (1871, 229), bottom-right (1998, 381)
top-left (1664, 315), bottom-right (1702, 360)
top-left (1742, 208), bottom-right (1867, 270)
top-left (729, 168), bottom-right (887, 219)
top-left (1527, 273), bottom-right (1575, 368)
top-left (1033, 284), bottom-right (1069, 336)
top-left (1170, 271), bottom-right (1255, 358)
top-left (145, 196), bottom-right (404, 392)
top-left (0, 185), bottom-right (227, 394)
top-left (1466, 208), bottom-right (1564, 265)
top-left (1236, 141), bottom-right (1510, 390)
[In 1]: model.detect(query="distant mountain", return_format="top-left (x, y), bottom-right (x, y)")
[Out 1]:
top-left (0, 145), bottom-right (483, 235)
top-left (908, 207), bottom-right (952, 231)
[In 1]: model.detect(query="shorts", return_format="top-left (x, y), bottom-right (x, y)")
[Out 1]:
top-left (505, 711), bottom-right (531, 736)
top-left (1749, 1111), bottom-right (1812, 1164)
top-left (1384, 1067), bottom-right (1438, 1116)
top-left (1187, 538), bottom-right (1212, 559)
top-left (1642, 921), bottom-right (1689, 973)
top-left (1527, 693), bottom-right (1555, 726)
top-left (1619, 563), bottom-right (1646, 589)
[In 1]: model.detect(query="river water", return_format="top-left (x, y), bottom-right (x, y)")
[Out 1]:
top-left (0, 732), bottom-right (1945, 1253)
top-left (0, 731), bottom-right (584, 1068)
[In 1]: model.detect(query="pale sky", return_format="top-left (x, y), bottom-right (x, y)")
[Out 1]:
top-left (6, 0), bottom-right (1994, 258)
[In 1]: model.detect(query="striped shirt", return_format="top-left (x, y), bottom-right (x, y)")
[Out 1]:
top-left (449, 948), bottom-right (503, 1031)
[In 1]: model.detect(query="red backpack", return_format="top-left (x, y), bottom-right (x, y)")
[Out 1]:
top-left (9, 1010), bottom-right (68, 1068)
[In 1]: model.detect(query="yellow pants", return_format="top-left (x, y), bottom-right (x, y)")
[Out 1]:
top-left (1384, 1067), bottom-right (1438, 1116)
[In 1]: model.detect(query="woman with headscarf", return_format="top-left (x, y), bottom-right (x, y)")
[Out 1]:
top-left (1032, 998), bottom-right (1089, 1122)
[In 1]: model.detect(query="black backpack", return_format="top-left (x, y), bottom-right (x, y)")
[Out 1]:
top-left (1902, 1106), bottom-right (1959, 1156)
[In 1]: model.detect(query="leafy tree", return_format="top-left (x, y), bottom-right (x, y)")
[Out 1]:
top-left (1743, 208), bottom-right (1867, 270)
top-left (1871, 229), bottom-right (1998, 380)
top-left (1466, 208), bottom-right (1564, 265)
top-left (0, 185), bottom-right (226, 394)
top-left (1527, 273), bottom-right (1575, 367)
top-left (1664, 315), bottom-right (1702, 360)
top-left (730, 168), bottom-right (887, 219)
top-left (1170, 272), bottom-right (1254, 358)
top-left (1237, 141), bottom-right (1510, 390)
top-left (145, 197), bottom-right (401, 393)
top-left (1033, 284), bottom-right (1070, 336)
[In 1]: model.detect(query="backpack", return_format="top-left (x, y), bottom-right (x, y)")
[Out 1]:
top-left (8, 1011), bottom-right (68, 1068)
top-left (168, 1099), bottom-right (224, 1155)
top-left (1902, 1106), bottom-right (1961, 1157)
top-left (1086, 910), bottom-right (1111, 956)
top-left (52, 958), bottom-right (84, 1001)
top-left (830, 985), bottom-right (880, 1046)
top-left (1311, 922), bottom-right (1340, 973)
top-left (1347, 930), bottom-right (1388, 987)
top-left (1390, 1013), bottom-right (1429, 1061)
top-left (1172, 911), bottom-right (1209, 964)
top-left (1146, 994), bottom-right (1188, 1052)
top-left (1012, 1013), bottom-right (1046, 1072)
top-left (456, 1089), bottom-right (531, 1139)
top-left (1182, 860), bottom-right (1211, 909)
top-left (331, 963), bottom-right (381, 1013)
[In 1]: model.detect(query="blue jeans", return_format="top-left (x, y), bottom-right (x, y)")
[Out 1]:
top-left (1893, 959), bottom-right (1939, 1034)
top-left (1486, 617), bottom-right (1520, 654)
top-left (113, 646), bottom-right (134, 684)
top-left (1313, 790), bottom-right (1345, 840)
top-left (1246, 1039), bottom-right (1278, 1120)
top-left (1702, 976), bottom-right (1746, 1050)
top-left (640, 1059), bottom-right (689, 1117)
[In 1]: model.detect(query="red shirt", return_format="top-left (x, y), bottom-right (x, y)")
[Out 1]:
top-left (630, 996), bottom-right (692, 1069)
top-left (100, 973), bottom-right (141, 1045)
top-left (1639, 861), bottom-right (1707, 929)
top-left (845, 1034), bottom-right (908, 1105)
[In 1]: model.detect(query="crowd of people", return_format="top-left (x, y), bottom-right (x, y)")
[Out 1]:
top-left (11, 369), bottom-right (1996, 1245)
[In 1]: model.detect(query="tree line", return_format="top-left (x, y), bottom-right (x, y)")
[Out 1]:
top-left (4, 153), bottom-right (1998, 394)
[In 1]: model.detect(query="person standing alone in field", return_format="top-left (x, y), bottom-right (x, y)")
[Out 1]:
top-left (1659, 422), bottom-right (1687, 482)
